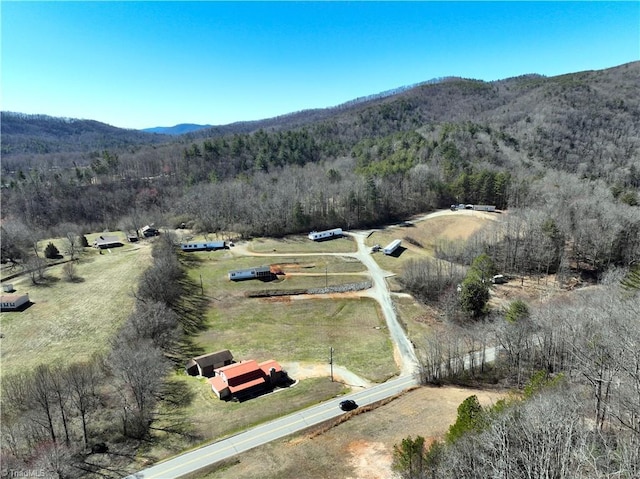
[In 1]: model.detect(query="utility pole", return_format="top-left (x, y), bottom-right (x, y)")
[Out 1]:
top-left (329, 347), bottom-right (334, 382)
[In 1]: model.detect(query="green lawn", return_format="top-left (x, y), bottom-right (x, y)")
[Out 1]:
top-left (187, 252), bottom-right (367, 298)
top-left (196, 296), bottom-right (396, 384)
top-left (248, 234), bottom-right (358, 254)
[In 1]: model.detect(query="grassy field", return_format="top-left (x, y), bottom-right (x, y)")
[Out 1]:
top-left (248, 234), bottom-right (358, 254)
top-left (196, 296), bottom-right (397, 383)
top-left (2, 212), bottom-right (500, 474)
top-left (0, 238), bottom-right (152, 376)
top-left (191, 385), bottom-right (505, 479)
top-left (187, 251), bottom-right (368, 299)
top-left (393, 294), bottom-right (442, 343)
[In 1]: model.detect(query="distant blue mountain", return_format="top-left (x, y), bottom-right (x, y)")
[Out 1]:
top-left (142, 123), bottom-right (212, 135)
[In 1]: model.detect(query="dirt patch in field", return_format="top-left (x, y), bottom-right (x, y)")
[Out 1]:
top-left (346, 440), bottom-right (392, 479)
top-left (262, 295), bottom-right (293, 303)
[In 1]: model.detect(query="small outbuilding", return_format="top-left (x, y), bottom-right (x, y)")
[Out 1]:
top-left (1, 293), bottom-right (30, 311)
top-left (473, 205), bottom-right (497, 212)
top-left (185, 350), bottom-right (234, 377)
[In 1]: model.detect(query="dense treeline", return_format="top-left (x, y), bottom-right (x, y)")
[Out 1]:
top-left (400, 275), bottom-right (640, 478)
top-left (0, 234), bottom-right (206, 476)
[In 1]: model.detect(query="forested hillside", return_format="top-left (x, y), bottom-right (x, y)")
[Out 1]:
top-left (0, 112), bottom-right (170, 157)
top-left (2, 62), bottom-right (639, 271)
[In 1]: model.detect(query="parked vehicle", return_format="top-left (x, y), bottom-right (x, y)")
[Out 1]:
top-left (492, 274), bottom-right (508, 284)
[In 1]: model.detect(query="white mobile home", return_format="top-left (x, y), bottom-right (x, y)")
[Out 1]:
top-left (0, 293), bottom-right (30, 311)
top-left (181, 241), bottom-right (226, 251)
top-left (383, 239), bottom-right (402, 255)
top-left (308, 228), bottom-right (343, 241)
top-left (473, 205), bottom-right (496, 212)
top-left (228, 265), bottom-right (272, 281)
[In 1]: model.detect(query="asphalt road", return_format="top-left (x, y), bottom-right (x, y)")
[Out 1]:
top-left (125, 375), bottom-right (417, 479)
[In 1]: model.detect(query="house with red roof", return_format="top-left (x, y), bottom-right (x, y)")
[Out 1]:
top-left (208, 359), bottom-right (284, 400)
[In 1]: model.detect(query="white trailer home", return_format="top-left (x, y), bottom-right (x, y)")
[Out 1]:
top-left (308, 228), bottom-right (343, 241)
top-left (0, 293), bottom-right (30, 311)
top-left (472, 205), bottom-right (496, 212)
top-left (180, 241), bottom-right (226, 251)
top-left (383, 239), bottom-right (402, 255)
top-left (228, 265), bottom-right (273, 281)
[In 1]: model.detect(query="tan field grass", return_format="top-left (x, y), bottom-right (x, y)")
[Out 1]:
top-left (367, 214), bottom-right (490, 275)
top-left (0, 240), bottom-right (152, 375)
top-left (370, 213), bottom-right (494, 348)
top-left (393, 294), bottom-right (443, 340)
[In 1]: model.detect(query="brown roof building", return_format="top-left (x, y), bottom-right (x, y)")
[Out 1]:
top-left (185, 350), bottom-right (234, 377)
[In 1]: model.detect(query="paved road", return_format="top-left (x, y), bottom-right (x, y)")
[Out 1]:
top-left (125, 375), bottom-right (417, 479)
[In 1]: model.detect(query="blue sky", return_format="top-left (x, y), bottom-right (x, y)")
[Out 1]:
top-left (2, 1), bottom-right (639, 130)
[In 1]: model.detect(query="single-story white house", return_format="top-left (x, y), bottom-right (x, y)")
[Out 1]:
top-left (93, 235), bottom-right (123, 249)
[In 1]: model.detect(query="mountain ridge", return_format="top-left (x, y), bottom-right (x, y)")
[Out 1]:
top-left (1, 61), bottom-right (638, 159)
